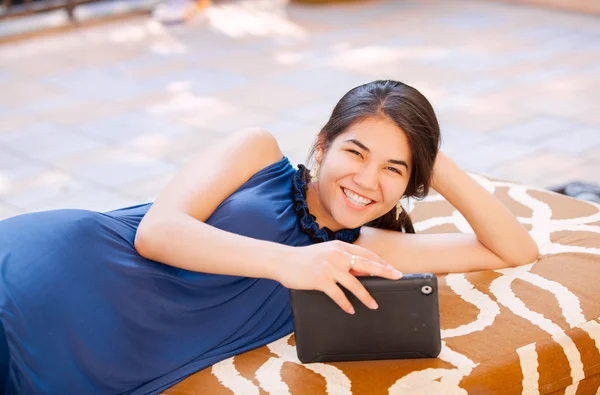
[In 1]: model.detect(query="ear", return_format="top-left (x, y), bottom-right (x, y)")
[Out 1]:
top-left (314, 143), bottom-right (325, 164)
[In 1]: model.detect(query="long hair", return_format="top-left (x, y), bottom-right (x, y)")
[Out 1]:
top-left (307, 80), bottom-right (441, 233)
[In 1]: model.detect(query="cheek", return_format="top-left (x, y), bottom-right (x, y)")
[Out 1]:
top-left (383, 182), bottom-right (407, 205)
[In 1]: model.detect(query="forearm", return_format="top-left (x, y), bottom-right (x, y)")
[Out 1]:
top-left (431, 152), bottom-right (539, 265)
top-left (134, 211), bottom-right (290, 281)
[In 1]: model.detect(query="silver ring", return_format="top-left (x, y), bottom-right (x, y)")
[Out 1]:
top-left (349, 255), bottom-right (356, 269)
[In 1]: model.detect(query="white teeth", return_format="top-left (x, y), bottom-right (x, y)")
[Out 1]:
top-left (343, 188), bottom-right (372, 206)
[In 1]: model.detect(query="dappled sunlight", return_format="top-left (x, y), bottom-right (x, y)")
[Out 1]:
top-left (0, 173), bottom-right (11, 195)
top-left (204, 0), bottom-right (306, 39)
top-left (0, 169), bottom-right (79, 207)
top-left (128, 134), bottom-right (174, 154)
top-left (146, 89), bottom-right (233, 117)
top-left (329, 45), bottom-right (449, 71)
top-left (144, 81), bottom-right (237, 130)
top-left (274, 50), bottom-right (316, 65)
top-left (108, 20), bottom-right (167, 43)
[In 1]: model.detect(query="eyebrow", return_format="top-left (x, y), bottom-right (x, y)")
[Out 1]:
top-left (344, 139), bottom-right (409, 170)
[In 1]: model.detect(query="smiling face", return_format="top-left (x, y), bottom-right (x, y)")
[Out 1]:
top-left (306, 116), bottom-right (413, 231)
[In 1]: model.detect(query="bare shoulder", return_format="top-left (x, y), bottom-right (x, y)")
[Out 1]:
top-left (236, 127), bottom-right (284, 173)
top-left (147, 127), bottom-right (284, 223)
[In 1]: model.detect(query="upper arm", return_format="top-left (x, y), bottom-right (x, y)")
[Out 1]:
top-left (146, 127), bottom-right (283, 222)
top-left (355, 227), bottom-right (519, 274)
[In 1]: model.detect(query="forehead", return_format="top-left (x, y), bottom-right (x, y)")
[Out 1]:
top-left (335, 117), bottom-right (412, 162)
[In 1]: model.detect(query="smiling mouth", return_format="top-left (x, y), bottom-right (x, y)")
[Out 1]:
top-left (341, 187), bottom-right (375, 208)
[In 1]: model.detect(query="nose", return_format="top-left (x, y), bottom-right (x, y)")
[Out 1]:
top-left (354, 164), bottom-right (379, 192)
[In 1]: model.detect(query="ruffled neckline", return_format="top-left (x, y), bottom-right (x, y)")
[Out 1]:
top-left (291, 164), bottom-right (362, 244)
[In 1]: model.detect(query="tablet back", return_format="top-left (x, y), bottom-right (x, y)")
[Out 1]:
top-left (289, 273), bottom-right (441, 363)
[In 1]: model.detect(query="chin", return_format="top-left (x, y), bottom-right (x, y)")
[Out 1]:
top-left (330, 207), bottom-right (375, 230)
top-left (333, 217), bottom-right (362, 230)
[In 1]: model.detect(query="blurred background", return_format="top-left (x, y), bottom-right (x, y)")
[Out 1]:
top-left (0, 0), bottom-right (599, 220)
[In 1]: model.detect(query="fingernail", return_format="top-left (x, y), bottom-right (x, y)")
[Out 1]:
top-left (393, 270), bottom-right (403, 278)
top-left (348, 307), bottom-right (355, 315)
top-left (370, 301), bottom-right (378, 309)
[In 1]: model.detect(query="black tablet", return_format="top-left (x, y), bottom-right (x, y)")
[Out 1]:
top-left (289, 273), bottom-right (441, 363)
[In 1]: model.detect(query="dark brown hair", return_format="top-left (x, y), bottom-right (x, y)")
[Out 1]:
top-left (307, 80), bottom-right (441, 233)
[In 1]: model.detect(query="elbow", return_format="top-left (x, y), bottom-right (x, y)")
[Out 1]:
top-left (134, 215), bottom-right (163, 260)
top-left (505, 241), bottom-right (540, 268)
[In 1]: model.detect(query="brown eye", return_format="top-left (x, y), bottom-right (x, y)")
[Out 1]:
top-left (347, 150), bottom-right (363, 158)
top-left (387, 167), bottom-right (401, 175)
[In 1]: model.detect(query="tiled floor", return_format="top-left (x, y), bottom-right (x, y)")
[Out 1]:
top-left (0, 0), bottom-right (599, 219)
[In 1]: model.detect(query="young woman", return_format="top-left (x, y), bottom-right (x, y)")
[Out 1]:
top-left (0, 80), bottom-right (538, 394)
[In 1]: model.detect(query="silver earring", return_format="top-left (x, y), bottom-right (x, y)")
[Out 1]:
top-left (395, 201), bottom-right (403, 221)
top-left (310, 162), bottom-right (320, 183)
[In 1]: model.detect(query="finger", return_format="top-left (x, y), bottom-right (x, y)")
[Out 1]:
top-left (351, 255), bottom-right (403, 279)
top-left (322, 284), bottom-right (355, 315)
top-left (336, 273), bottom-right (379, 310)
top-left (343, 243), bottom-right (388, 266)
top-left (349, 269), bottom-right (370, 277)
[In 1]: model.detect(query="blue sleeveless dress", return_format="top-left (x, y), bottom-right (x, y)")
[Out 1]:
top-left (0, 157), bottom-right (360, 395)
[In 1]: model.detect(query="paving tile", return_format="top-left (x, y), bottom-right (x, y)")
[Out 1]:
top-left (0, 146), bottom-right (31, 170)
top-left (491, 117), bottom-right (575, 143)
top-left (0, 160), bottom-right (53, 196)
top-left (198, 50), bottom-right (302, 79)
top-left (576, 107), bottom-right (600, 128)
top-left (172, 108), bottom-right (274, 135)
top-left (0, 79), bottom-right (63, 108)
top-left (26, 188), bottom-right (139, 213)
top-left (0, 55), bottom-right (78, 78)
top-left (117, 172), bottom-right (177, 202)
top-left (445, 137), bottom-right (540, 174)
top-left (76, 112), bottom-right (190, 145)
top-left (116, 91), bottom-right (179, 113)
top-left (0, 123), bottom-right (58, 144)
top-left (1, 0), bottom-right (599, 200)
top-left (58, 43), bottom-right (142, 70)
top-left (106, 52), bottom-right (178, 75)
top-left (0, 202), bottom-right (25, 221)
top-left (0, 123), bottom-right (109, 162)
top-left (13, 95), bottom-right (82, 116)
top-left (141, 68), bottom-right (250, 97)
top-left (270, 68), bottom-right (370, 100)
top-left (0, 70), bottom-right (11, 84)
top-left (580, 147), bottom-right (600, 162)
top-left (143, 91), bottom-right (274, 133)
top-left (435, 97), bottom-right (533, 134)
top-left (489, 150), bottom-right (582, 186)
top-left (53, 147), bottom-right (179, 188)
top-left (43, 69), bottom-right (162, 101)
top-left (326, 47), bottom-right (469, 86)
top-left (261, 118), bottom-right (321, 155)
top-left (439, 126), bottom-right (493, 153)
top-left (1, 169), bottom-right (93, 210)
top-left (540, 126), bottom-right (600, 154)
top-left (278, 100), bottom-right (336, 124)
top-left (542, 160), bottom-right (600, 188)
top-left (444, 78), bottom-right (506, 96)
top-left (213, 82), bottom-right (319, 113)
top-left (36, 99), bottom-right (128, 126)
top-left (438, 10), bottom-right (507, 30)
top-left (133, 129), bottom-right (222, 163)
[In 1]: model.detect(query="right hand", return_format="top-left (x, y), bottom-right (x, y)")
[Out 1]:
top-left (277, 240), bottom-right (403, 315)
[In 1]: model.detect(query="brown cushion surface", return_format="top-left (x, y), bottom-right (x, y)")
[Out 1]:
top-left (165, 177), bottom-right (600, 395)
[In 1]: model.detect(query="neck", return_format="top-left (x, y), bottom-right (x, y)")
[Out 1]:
top-left (304, 181), bottom-right (343, 232)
